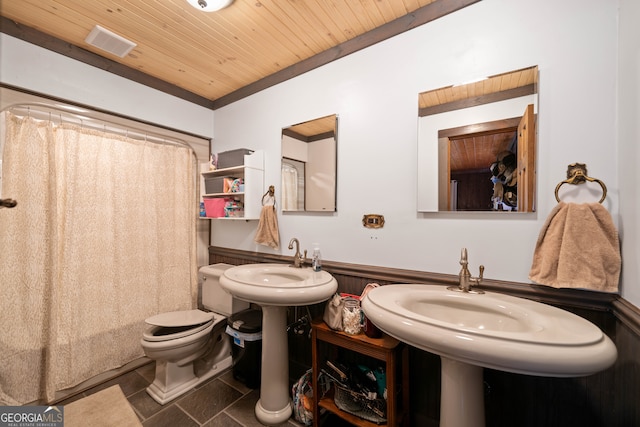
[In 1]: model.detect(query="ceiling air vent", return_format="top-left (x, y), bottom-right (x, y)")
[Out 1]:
top-left (85, 25), bottom-right (136, 58)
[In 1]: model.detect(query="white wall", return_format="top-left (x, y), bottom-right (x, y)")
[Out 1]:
top-left (282, 135), bottom-right (308, 162)
top-left (211, 0), bottom-right (632, 298)
top-left (0, 35), bottom-right (215, 139)
top-left (618, 0), bottom-right (640, 306)
top-left (306, 137), bottom-right (336, 211)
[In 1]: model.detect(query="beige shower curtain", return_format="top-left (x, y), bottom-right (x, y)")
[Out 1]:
top-left (281, 162), bottom-right (299, 210)
top-left (0, 112), bottom-right (197, 404)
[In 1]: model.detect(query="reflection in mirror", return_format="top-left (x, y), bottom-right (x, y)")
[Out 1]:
top-left (417, 66), bottom-right (538, 212)
top-left (281, 114), bottom-right (337, 212)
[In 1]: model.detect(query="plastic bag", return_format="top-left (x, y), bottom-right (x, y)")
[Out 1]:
top-left (292, 369), bottom-right (314, 425)
top-left (323, 293), bottom-right (346, 331)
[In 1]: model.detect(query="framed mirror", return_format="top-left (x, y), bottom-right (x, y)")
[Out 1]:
top-left (281, 114), bottom-right (337, 212)
top-left (417, 66), bottom-right (538, 212)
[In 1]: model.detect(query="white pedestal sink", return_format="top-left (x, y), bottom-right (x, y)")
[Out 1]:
top-left (220, 264), bottom-right (337, 426)
top-left (361, 284), bottom-right (617, 427)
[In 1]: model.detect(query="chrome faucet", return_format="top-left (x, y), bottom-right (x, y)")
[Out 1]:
top-left (288, 238), bottom-right (307, 268)
top-left (449, 248), bottom-right (485, 294)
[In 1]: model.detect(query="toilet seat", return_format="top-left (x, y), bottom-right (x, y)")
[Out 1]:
top-left (143, 309), bottom-right (217, 342)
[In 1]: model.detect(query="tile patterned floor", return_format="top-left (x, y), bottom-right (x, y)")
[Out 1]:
top-left (58, 362), bottom-right (303, 427)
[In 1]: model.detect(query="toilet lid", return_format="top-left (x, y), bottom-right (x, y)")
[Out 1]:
top-left (145, 309), bottom-right (215, 328)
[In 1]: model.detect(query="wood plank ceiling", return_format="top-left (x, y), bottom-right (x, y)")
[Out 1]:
top-left (0, 0), bottom-right (480, 109)
top-left (449, 129), bottom-right (518, 173)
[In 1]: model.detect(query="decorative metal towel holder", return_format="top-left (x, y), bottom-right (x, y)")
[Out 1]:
top-left (262, 185), bottom-right (276, 208)
top-left (554, 163), bottom-right (607, 203)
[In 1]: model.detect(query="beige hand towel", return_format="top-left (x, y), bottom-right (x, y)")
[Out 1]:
top-left (254, 204), bottom-right (280, 249)
top-left (529, 202), bottom-right (620, 292)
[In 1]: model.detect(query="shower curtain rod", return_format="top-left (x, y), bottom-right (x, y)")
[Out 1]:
top-left (6, 103), bottom-right (192, 149)
top-left (2, 102), bottom-right (201, 208)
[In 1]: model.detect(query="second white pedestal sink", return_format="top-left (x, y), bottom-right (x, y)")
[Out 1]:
top-left (361, 284), bottom-right (617, 427)
top-left (220, 263), bottom-right (337, 426)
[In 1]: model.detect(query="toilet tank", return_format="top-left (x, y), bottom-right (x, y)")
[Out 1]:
top-left (199, 264), bottom-right (250, 317)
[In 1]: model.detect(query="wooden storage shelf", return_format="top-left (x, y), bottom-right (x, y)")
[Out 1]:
top-left (311, 319), bottom-right (409, 427)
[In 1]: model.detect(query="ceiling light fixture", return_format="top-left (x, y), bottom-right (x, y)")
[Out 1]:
top-left (186, 0), bottom-right (233, 12)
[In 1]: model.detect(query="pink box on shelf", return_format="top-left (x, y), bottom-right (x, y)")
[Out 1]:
top-left (203, 198), bottom-right (229, 218)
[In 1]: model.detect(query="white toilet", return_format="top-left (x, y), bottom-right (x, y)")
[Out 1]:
top-left (140, 263), bottom-right (250, 404)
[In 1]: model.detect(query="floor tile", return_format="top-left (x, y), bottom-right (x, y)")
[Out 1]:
top-left (136, 362), bottom-right (156, 384)
top-left (142, 405), bottom-right (199, 427)
top-left (218, 370), bottom-right (253, 394)
top-left (127, 388), bottom-right (164, 420)
top-left (65, 362), bottom-right (308, 427)
top-left (85, 370), bottom-right (150, 397)
top-left (222, 389), bottom-right (262, 426)
top-left (176, 379), bottom-right (243, 424)
top-left (202, 411), bottom-right (244, 427)
top-left (223, 390), bottom-right (291, 427)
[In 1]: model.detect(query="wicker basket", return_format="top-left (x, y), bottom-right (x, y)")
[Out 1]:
top-left (333, 383), bottom-right (387, 424)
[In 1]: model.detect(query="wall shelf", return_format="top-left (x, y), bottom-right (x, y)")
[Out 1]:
top-left (200, 150), bottom-right (264, 220)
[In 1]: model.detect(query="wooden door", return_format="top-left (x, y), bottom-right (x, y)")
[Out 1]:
top-left (438, 137), bottom-right (451, 210)
top-left (517, 104), bottom-right (535, 212)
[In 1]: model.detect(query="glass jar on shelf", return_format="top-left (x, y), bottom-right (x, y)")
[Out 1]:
top-left (342, 298), bottom-right (362, 335)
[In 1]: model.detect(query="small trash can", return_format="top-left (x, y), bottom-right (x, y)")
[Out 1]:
top-left (225, 308), bottom-right (262, 389)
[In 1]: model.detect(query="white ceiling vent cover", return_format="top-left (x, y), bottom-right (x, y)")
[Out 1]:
top-left (85, 25), bottom-right (136, 58)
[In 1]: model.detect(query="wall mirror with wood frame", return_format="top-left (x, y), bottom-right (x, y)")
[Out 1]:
top-left (417, 66), bottom-right (538, 212)
top-left (281, 114), bottom-right (337, 212)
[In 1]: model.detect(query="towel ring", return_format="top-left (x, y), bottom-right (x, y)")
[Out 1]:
top-left (554, 163), bottom-right (607, 204)
top-left (262, 185), bottom-right (276, 208)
